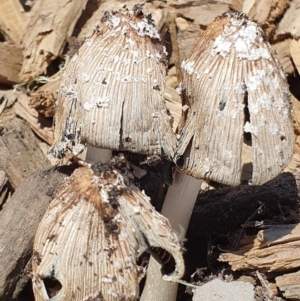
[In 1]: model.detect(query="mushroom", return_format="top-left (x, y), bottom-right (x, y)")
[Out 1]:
top-left (32, 155), bottom-right (185, 301)
top-left (141, 11), bottom-right (294, 301)
top-left (178, 11), bottom-right (294, 186)
top-left (49, 6), bottom-right (176, 164)
top-left (46, 6), bottom-right (185, 299)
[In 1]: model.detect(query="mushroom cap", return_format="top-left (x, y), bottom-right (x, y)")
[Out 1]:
top-left (50, 8), bottom-right (176, 159)
top-left (32, 156), bottom-right (184, 301)
top-left (176, 12), bottom-right (294, 186)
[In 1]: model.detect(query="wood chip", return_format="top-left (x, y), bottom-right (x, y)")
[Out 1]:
top-left (0, 170), bottom-right (7, 190)
top-left (219, 0), bottom-right (244, 11)
top-left (29, 79), bottom-right (59, 117)
top-left (256, 271), bottom-right (275, 300)
top-left (0, 118), bottom-right (51, 188)
top-left (276, 0), bottom-right (300, 38)
top-left (276, 270), bottom-right (300, 300)
top-left (243, 0), bottom-right (289, 37)
top-left (174, 3), bottom-right (230, 26)
top-left (0, 90), bottom-right (19, 116)
top-left (14, 93), bottom-right (54, 145)
top-left (219, 224), bottom-right (300, 272)
top-left (164, 85), bottom-right (181, 131)
top-left (0, 0), bottom-right (28, 46)
top-left (176, 20), bottom-right (203, 62)
top-left (0, 164), bottom-right (77, 301)
top-left (290, 39), bottom-right (300, 74)
top-left (158, 1), bottom-right (230, 26)
top-left (272, 39), bottom-right (294, 75)
top-left (292, 94), bottom-right (300, 136)
top-left (20, 0), bottom-right (89, 82)
top-left (0, 42), bottom-right (22, 85)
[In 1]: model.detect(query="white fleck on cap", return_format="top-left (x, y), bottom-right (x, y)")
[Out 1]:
top-left (32, 156), bottom-right (184, 301)
top-left (176, 12), bottom-right (294, 186)
top-left (50, 7), bottom-right (175, 160)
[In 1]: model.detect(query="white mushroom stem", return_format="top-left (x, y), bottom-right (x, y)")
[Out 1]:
top-left (85, 146), bottom-right (112, 164)
top-left (140, 170), bottom-right (202, 301)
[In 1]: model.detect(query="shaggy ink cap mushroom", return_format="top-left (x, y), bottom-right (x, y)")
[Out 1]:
top-left (177, 11), bottom-right (294, 186)
top-left (141, 12), bottom-right (295, 301)
top-left (49, 6), bottom-right (176, 161)
top-left (32, 155), bottom-right (185, 301)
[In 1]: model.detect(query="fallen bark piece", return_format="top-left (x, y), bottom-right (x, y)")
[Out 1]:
top-left (0, 171), bottom-right (7, 189)
top-left (173, 3), bottom-right (230, 26)
top-left (164, 85), bottom-right (181, 131)
top-left (256, 271), bottom-right (276, 300)
top-left (272, 39), bottom-right (294, 75)
top-left (0, 107), bottom-right (15, 128)
top-left (71, 0), bottom-right (100, 37)
top-left (14, 93), bottom-right (54, 145)
top-left (0, 90), bottom-right (19, 116)
top-left (0, 164), bottom-right (77, 301)
top-left (29, 79), bottom-right (60, 117)
top-left (219, 224), bottom-right (300, 272)
top-left (32, 157), bottom-right (184, 301)
top-left (157, 1), bottom-right (231, 25)
top-left (219, 0), bottom-right (243, 11)
top-left (290, 39), bottom-right (300, 74)
top-left (192, 279), bottom-right (255, 301)
top-left (276, 270), bottom-right (300, 300)
top-left (276, 0), bottom-right (300, 38)
top-left (20, 0), bottom-right (88, 82)
top-left (242, 0), bottom-right (289, 37)
top-left (292, 94), bottom-right (300, 136)
top-left (166, 3), bottom-right (231, 68)
top-left (0, 118), bottom-right (51, 188)
top-left (165, 66), bottom-right (179, 89)
top-left (175, 18), bottom-right (203, 62)
top-left (0, 0), bottom-right (28, 46)
top-left (188, 172), bottom-right (299, 239)
top-left (0, 43), bottom-right (23, 85)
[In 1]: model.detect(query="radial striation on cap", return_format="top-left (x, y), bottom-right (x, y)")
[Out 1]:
top-left (50, 7), bottom-right (176, 159)
top-left (32, 156), bottom-right (184, 301)
top-left (177, 12), bottom-right (294, 186)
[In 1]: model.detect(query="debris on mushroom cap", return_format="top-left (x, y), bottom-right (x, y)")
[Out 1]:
top-left (32, 155), bottom-right (184, 301)
top-left (50, 6), bottom-right (176, 160)
top-left (176, 12), bottom-right (294, 186)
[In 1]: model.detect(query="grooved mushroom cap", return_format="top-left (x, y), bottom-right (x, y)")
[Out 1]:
top-left (50, 7), bottom-right (176, 159)
top-left (177, 12), bottom-right (294, 186)
top-left (32, 156), bottom-right (184, 301)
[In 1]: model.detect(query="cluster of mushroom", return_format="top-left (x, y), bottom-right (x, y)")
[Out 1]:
top-left (34, 7), bottom-right (184, 301)
top-left (33, 6), bottom-right (294, 301)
